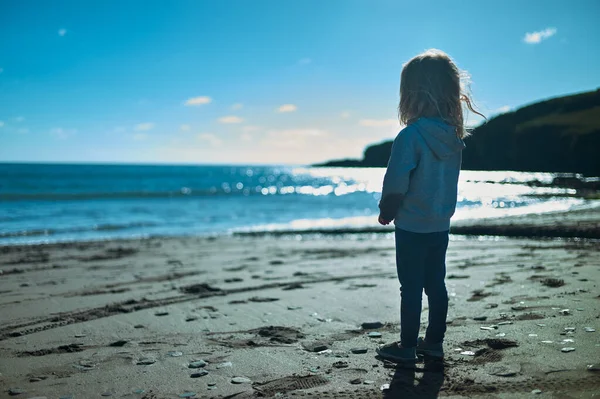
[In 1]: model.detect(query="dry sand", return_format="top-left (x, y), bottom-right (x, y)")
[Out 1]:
top-left (1, 210), bottom-right (599, 398)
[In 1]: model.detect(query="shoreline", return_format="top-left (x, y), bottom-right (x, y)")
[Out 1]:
top-left (2, 207), bottom-right (599, 249)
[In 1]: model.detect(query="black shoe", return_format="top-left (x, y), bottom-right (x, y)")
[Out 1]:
top-left (416, 337), bottom-right (444, 359)
top-left (376, 342), bottom-right (418, 363)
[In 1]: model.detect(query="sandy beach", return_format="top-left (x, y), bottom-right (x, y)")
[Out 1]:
top-left (1, 210), bottom-right (599, 398)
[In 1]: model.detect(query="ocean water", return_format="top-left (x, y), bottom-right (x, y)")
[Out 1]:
top-left (0, 163), bottom-right (595, 245)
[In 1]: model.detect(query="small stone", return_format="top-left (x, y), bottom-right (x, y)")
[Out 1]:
top-left (136, 357), bottom-right (156, 365)
top-left (59, 396), bottom-right (74, 399)
top-left (74, 334), bottom-right (86, 338)
top-left (460, 351), bottom-right (476, 356)
top-left (287, 306), bottom-right (302, 310)
top-left (488, 364), bottom-right (520, 377)
top-left (109, 340), bottom-right (128, 347)
top-left (496, 333), bottom-right (506, 337)
top-left (101, 392), bottom-right (112, 397)
top-left (185, 316), bottom-right (198, 322)
top-left (528, 334), bottom-right (538, 337)
top-left (511, 305), bottom-right (527, 311)
top-left (155, 311), bottom-right (169, 316)
top-left (167, 351), bottom-right (183, 357)
top-left (561, 347), bottom-right (575, 352)
top-left (380, 383), bottom-right (390, 391)
top-left (8, 389), bottom-right (26, 396)
top-left (562, 339), bottom-right (574, 343)
top-left (133, 390), bottom-right (145, 394)
top-left (30, 377), bottom-right (42, 382)
top-left (333, 361), bottom-right (349, 368)
top-left (585, 327), bottom-right (596, 332)
top-left (303, 342), bottom-right (329, 352)
top-left (480, 326), bottom-right (494, 331)
top-left (485, 303), bottom-right (499, 309)
top-left (473, 316), bottom-right (487, 321)
top-left (559, 309), bottom-right (570, 315)
top-left (351, 348), bottom-right (368, 354)
top-left (178, 393), bottom-right (197, 398)
top-left (541, 341), bottom-right (554, 344)
top-left (532, 389), bottom-right (542, 394)
top-left (216, 361), bottom-right (232, 368)
top-left (188, 360), bottom-right (207, 368)
top-left (587, 364), bottom-right (600, 371)
top-left (537, 324), bottom-right (546, 327)
top-left (134, 324), bottom-right (145, 329)
top-left (497, 321), bottom-right (513, 325)
top-left (364, 380), bottom-right (375, 385)
top-left (231, 377), bottom-right (252, 384)
top-left (207, 382), bottom-right (217, 387)
top-left (361, 321), bottom-right (383, 329)
top-left (564, 327), bottom-right (576, 332)
top-left (191, 370), bottom-right (209, 378)
top-left (350, 378), bottom-right (362, 384)
top-left (368, 332), bottom-right (382, 338)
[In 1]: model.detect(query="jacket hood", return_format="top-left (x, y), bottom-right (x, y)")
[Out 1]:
top-left (412, 118), bottom-right (465, 160)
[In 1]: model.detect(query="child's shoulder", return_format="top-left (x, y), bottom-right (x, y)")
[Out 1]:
top-left (395, 123), bottom-right (421, 141)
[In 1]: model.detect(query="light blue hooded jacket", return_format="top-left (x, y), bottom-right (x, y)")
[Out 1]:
top-left (380, 117), bottom-right (465, 233)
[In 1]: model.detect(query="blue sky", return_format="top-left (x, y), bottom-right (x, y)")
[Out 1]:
top-left (1, 0), bottom-right (599, 165)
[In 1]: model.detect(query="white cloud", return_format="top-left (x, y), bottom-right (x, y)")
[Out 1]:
top-left (232, 103), bottom-right (244, 110)
top-left (359, 119), bottom-right (398, 127)
top-left (298, 58), bottom-right (312, 65)
top-left (50, 127), bottom-right (77, 140)
top-left (496, 105), bottom-right (511, 113)
top-left (218, 115), bottom-right (244, 124)
top-left (242, 125), bottom-right (260, 133)
top-left (15, 116), bottom-right (25, 122)
top-left (184, 96), bottom-right (212, 106)
top-left (134, 122), bottom-right (155, 131)
top-left (523, 27), bottom-right (557, 44)
top-left (340, 111), bottom-right (351, 119)
top-left (132, 133), bottom-right (148, 141)
top-left (0, 121), bottom-right (4, 128)
top-left (277, 104), bottom-right (298, 113)
top-left (180, 124), bottom-right (191, 132)
top-left (240, 133), bottom-right (252, 142)
top-left (197, 133), bottom-right (222, 147)
top-left (58, 28), bottom-right (67, 37)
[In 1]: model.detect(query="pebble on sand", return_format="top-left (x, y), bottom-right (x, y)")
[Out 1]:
top-left (532, 389), bottom-right (543, 394)
top-left (167, 351), bottom-right (183, 357)
top-left (136, 357), bottom-right (156, 365)
top-left (155, 311), bottom-right (169, 316)
top-left (350, 378), bottom-right (362, 384)
top-left (191, 370), bottom-right (209, 378)
top-left (351, 348), bottom-right (368, 354)
top-left (460, 351), bottom-right (476, 356)
top-left (231, 377), bottom-right (252, 384)
top-left (367, 332), bottom-right (382, 338)
top-left (8, 389), bottom-right (26, 396)
top-left (178, 393), bottom-right (197, 398)
top-left (561, 347), bottom-right (576, 352)
top-left (361, 321), bottom-right (384, 329)
top-left (188, 360), bottom-right (207, 368)
top-left (587, 364), bottom-right (600, 371)
top-left (585, 327), bottom-right (596, 332)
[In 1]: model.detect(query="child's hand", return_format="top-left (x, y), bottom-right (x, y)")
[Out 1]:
top-left (378, 215), bottom-right (392, 225)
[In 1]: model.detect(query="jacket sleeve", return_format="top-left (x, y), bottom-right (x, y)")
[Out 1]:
top-left (378, 129), bottom-right (419, 220)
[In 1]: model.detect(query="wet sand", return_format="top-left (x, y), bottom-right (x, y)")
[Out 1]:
top-left (1, 210), bottom-right (599, 398)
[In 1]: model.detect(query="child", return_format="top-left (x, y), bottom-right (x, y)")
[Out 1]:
top-left (376, 49), bottom-right (484, 363)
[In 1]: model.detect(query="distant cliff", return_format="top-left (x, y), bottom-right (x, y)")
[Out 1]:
top-left (314, 89), bottom-right (600, 175)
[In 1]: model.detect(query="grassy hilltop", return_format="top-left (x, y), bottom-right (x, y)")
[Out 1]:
top-left (315, 89), bottom-right (600, 176)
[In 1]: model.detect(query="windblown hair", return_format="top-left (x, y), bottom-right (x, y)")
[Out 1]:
top-left (399, 49), bottom-right (485, 138)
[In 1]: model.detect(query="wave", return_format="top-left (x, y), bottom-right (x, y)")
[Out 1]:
top-left (0, 222), bottom-right (158, 238)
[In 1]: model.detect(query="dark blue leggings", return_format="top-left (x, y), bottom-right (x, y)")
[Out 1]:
top-left (395, 228), bottom-right (449, 347)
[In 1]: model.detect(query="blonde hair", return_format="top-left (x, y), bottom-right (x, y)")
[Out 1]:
top-left (399, 49), bottom-right (484, 138)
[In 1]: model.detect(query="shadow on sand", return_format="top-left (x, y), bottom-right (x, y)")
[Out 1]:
top-left (382, 357), bottom-right (445, 399)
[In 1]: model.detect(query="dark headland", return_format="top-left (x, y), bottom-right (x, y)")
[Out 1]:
top-left (315, 89), bottom-right (600, 176)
